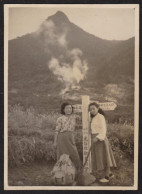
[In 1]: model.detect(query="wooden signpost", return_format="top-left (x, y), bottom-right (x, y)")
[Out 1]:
top-left (73, 96), bottom-right (117, 173)
top-left (82, 96), bottom-right (92, 172)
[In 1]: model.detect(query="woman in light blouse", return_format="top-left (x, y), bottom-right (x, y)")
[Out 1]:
top-left (54, 102), bottom-right (81, 171)
top-left (89, 102), bottom-right (116, 183)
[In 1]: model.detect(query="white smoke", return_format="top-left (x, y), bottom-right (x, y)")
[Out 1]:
top-left (37, 19), bottom-right (68, 48)
top-left (57, 33), bottom-right (67, 47)
top-left (36, 20), bottom-right (56, 41)
top-left (48, 49), bottom-right (88, 94)
top-left (38, 19), bottom-right (88, 94)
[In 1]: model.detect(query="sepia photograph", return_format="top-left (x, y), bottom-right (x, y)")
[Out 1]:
top-left (4, 4), bottom-right (139, 190)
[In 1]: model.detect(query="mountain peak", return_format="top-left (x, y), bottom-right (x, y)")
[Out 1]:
top-left (47, 11), bottom-right (70, 24)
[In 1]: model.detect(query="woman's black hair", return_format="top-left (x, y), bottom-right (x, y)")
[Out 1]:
top-left (61, 102), bottom-right (73, 115)
top-left (88, 102), bottom-right (105, 118)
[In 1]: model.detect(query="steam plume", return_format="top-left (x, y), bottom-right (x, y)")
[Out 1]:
top-left (38, 18), bottom-right (88, 94)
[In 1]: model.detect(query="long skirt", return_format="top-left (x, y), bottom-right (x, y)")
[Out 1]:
top-left (57, 131), bottom-right (81, 170)
top-left (91, 135), bottom-right (117, 171)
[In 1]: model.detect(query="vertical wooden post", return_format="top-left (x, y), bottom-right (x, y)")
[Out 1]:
top-left (82, 95), bottom-right (92, 173)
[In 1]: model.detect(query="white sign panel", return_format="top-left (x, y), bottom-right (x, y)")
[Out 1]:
top-left (73, 102), bottom-right (117, 112)
top-left (73, 104), bottom-right (82, 113)
top-left (98, 102), bottom-right (117, 110)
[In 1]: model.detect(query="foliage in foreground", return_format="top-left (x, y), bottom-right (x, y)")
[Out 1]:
top-left (8, 105), bottom-right (134, 168)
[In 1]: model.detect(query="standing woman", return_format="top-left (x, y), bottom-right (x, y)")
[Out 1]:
top-left (54, 102), bottom-right (81, 171)
top-left (89, 102), bottom-right (117, 183)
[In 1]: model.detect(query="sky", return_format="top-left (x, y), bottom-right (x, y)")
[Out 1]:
top-left (8, 6), bottom-right (135, 41)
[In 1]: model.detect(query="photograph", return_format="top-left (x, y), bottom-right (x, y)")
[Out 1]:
top-left (4, 4), bottom-right (139, 190)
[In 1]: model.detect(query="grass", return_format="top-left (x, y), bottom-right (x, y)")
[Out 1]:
top-left (8, 105), bottom-right (59, 167)
top-left (8, 104), bottom-right (134, 186)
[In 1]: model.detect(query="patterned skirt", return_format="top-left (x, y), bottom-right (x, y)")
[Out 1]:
top-left (57, 131), bottom-right (81, 169)
top-left (91, 135), bottom-right (117, 171)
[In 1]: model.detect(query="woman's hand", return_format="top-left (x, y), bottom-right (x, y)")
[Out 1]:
top-left (93, 137), bottom-right (98, 143)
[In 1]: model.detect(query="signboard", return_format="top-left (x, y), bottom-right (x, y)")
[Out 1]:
top-left (72, 104), bottom-right (82, 113)
top-left (73, 101), bottom-right (117, 112)
top-left (98, 102), bottom-right (117, 111)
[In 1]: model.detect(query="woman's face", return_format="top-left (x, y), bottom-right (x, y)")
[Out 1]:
top-left (64, 105), bottom-right (72, 115)
top-left (89, 105), bottom-right (99, 116)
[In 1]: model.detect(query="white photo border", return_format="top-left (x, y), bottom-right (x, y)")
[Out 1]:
top-left (4, 4), bottom-right (139, 190)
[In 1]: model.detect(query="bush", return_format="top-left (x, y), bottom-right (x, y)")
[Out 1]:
top-left (8, 105), bottom-right (60, 134)
top-left (8, 105), bottom-right (59, 167)
top-left (9, 136), bottom-right (35, 167)
top-left (107, 124), bottom-right (134, 159)
top-left (8, 134), bottom-right (57, 168)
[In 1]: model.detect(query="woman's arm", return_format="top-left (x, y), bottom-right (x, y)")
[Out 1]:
top-left (92, 134), bottom-right (99, 143)
top-left (54, 117), bottom-right (61, 147)
top-left (96, 115), bottom-right (107, 141)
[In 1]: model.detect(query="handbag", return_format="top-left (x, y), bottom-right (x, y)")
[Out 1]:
top-left (51, 154), bottom-right (76, 185)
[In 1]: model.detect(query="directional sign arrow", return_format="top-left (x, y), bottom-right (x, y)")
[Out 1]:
top-left (73, 102), bottom-right (117, 112)
top-left (98, 102), bottom-right (117, 111)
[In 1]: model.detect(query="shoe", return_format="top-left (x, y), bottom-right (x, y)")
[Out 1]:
top-left (99, 176), bottom-right (109, 183)
top-left (109, 173), bottom-right (114, 179)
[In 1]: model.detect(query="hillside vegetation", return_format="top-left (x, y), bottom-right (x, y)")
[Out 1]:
top-left (9, 105), bottom-right (134, 168)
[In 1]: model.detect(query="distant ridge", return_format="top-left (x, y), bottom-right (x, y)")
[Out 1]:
top-left (8, 11), bottom-right (134, 112)
top-left (47, 11), bottom-right (70, 24)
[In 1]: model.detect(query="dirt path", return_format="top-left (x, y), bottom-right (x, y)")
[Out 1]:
top-left (9, 152), bottom-right (134, 187)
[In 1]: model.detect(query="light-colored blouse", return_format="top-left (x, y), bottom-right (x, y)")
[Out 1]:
top-left (55, 114), bottom-right (76, 134)
top-left (91, 113), bottom-right (107, 141)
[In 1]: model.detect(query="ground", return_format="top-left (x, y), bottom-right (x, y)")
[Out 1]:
top-left (8, 150), bottom-right (134, 187)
